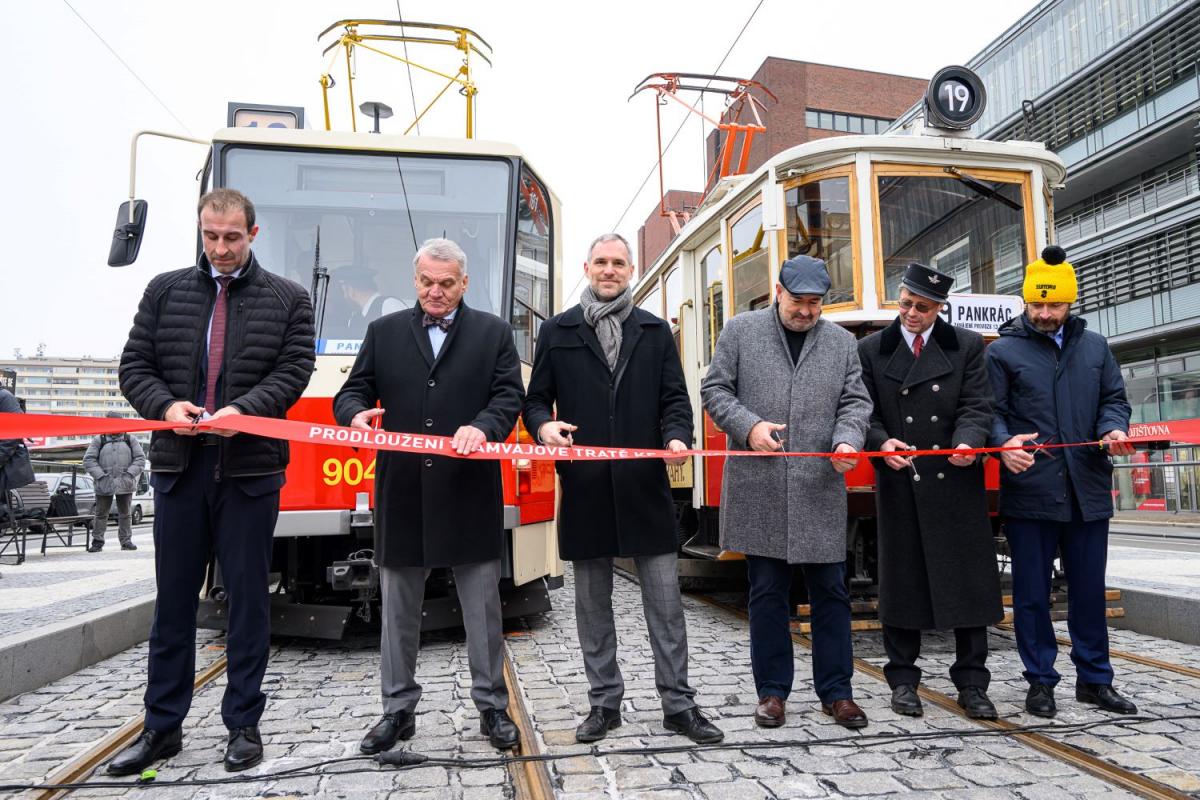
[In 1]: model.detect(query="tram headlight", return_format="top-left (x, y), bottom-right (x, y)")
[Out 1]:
top-left (924, 66), bottom-right (987, 131)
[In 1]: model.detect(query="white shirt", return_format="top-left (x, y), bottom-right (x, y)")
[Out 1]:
top-left (900, 322), bottom-right (935, 354)
top-left (428, 307), bottom-right (459, 358)
top-left (358, 293), bottom-right (406, 318)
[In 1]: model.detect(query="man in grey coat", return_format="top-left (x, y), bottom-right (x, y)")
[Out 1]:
top-left (702, 255), bottom-right (872, 730)
top-left (83, 411), bottom-right (147, 552)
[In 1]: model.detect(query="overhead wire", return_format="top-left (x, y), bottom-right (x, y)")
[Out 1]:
top-left (563, 0), bottom-right (766, 304)
top-left (395, 0), bottom-right (422, 135)
top-left (61, 0), bottom-right (194, 136)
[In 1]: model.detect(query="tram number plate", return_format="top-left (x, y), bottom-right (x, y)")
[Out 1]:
top-left (666, 458), bottom-right (693, 489)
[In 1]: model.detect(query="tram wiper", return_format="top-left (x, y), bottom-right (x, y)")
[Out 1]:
top-left (944, 167), bottom-right (1022, 211)
top-left (310, 227), bottom-right (330, 341)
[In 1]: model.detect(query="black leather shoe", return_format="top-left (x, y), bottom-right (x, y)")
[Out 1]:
top-left (890, 684), bottom-right (923, 717)
top-left (663, 707), bottom-right (724, 744)
top-left (1077, 682), bottom-right (1137, 714)
top-left (87, 540), bottom-right (104, 553)
top-left (106, 728), bottom-right (182, 776)
top-left (359, 712), bottom-right (416, 754)
top-left (224, 726), bottom-right (263, 772)
top-left (575, 706), bottom-right (622, 742)
top-left (121, 542), bottom-right (138, 551)
top-left (480, 708), bottom-right (520, 750)
top-left (957, 686), bottom-right (998, 720)
top-left (1026, 683), bottom-right (1057, 718)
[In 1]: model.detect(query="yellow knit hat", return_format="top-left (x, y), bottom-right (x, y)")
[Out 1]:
top-left (1022, 246), bottom-right (1077, 303)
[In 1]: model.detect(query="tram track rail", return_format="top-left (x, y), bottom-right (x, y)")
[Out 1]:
top-left (993, 623), bottom-right (1200, 681)
top-left (501, 644), bottom-right (556, 800)
top-left (691, 592), bottom-right (1194, 800)
top-left (31, 654), bottom-right (229, 800)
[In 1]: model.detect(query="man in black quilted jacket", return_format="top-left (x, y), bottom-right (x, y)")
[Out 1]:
top-left (111, 188), bottom-right (315, 776)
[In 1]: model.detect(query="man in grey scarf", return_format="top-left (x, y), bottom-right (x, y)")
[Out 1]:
top-left (523, 233), bottom-right (723, 745)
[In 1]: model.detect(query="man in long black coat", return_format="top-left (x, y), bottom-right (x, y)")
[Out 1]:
top-left (523, 233), bottom-right (722, 745)
top-left (858, 263), bottom-right (1002, 720)
top-left (334, 238), bottom-right (524, 753)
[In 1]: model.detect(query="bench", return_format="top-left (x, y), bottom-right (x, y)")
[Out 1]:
top-left (0, 481), bottom-right (94, 564)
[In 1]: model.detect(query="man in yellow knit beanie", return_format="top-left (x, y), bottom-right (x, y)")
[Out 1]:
top-left (986, 245), bottom-right (1138, 718)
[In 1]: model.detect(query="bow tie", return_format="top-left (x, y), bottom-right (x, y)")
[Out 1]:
top-left (422, 313), bottom-right (453, 332)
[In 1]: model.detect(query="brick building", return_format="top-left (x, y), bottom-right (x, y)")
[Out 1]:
top-left (637, 58), bottom-right (926, 270)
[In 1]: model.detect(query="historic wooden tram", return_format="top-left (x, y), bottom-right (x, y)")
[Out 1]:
top-left (629, 67), bottom-right (1066, 604)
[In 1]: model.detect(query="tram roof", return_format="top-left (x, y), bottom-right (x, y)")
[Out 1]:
top-left (213, 127), bottom-right (555, 188)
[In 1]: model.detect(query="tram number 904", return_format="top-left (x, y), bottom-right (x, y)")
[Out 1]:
top-left (322, 457), bottom-right (376, 486)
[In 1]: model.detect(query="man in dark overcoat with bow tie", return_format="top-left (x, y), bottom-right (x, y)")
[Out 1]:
top-left (335, 237), bottom-right (525, 753)
top-left (857, 263), bottom-right (1002, 720)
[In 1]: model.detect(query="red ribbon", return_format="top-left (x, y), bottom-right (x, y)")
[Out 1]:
top-left (2, 413), bottom-right (1197, 462)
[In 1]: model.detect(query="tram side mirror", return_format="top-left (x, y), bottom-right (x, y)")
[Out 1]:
top-left (108, 199), bottom-right (148, 267)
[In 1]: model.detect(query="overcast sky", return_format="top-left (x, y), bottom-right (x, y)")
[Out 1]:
top-left (0, 0), bottom-right (1033, 359)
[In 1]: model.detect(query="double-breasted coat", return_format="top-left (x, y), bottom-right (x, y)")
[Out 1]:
top-left (333, 303), bottom-right (524, 569)
top-left (522, 305), bottom-right (693, 561)
top-left (857, 317), bottom-right (1002, 630)
top-left (700, 309), bottom-right (872, 564)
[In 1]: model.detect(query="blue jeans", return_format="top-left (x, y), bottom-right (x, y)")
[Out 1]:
top-left (746, 556), bottom-right (853, 704)
top-left (1004, 508), bottom-right (1113, 687)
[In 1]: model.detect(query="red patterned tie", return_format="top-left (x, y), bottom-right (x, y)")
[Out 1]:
top-left (205, 276), bottom-right (233, 413)
top-left (913, 333), bottom-right (924, 358)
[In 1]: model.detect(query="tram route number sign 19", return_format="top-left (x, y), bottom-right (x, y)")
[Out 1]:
top-left (939, 293), bottom-right (1023, 336)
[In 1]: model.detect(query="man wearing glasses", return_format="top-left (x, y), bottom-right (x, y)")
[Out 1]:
top-left (986, 246), bottom-right (1136, 719)
top-left (857, 263), bottom-right (1002, 720)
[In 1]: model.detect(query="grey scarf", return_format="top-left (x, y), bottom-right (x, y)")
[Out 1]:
top-left (580, 286), bottom-right (633, 370)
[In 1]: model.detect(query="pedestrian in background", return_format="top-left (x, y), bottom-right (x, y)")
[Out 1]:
top-left (0, 388), bottom-right (36, 529)
top-left (987, 245), bottom-right (1137, 718)
top-left (857, 263), bottom-right (1002, 720)
top-left (83, 411), bottom-right (146, 552)
top-left (524, 232), bottom-right (723, 745)
top-left (702, 255), bottom-right (872, 731)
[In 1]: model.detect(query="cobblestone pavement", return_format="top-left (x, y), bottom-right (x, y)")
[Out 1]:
top-left (0, 524), bottom-right (156, 639)
top-left (505, 564), bottom-right (1200, 800)
top-left (2, 562), bottom-right (1200, 798)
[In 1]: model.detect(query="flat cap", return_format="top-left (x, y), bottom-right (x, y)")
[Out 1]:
top-left (779, 255), bottom-right (831, 297)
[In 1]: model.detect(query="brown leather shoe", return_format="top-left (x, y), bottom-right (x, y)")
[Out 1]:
top-left (754, 696), bottom-right (785, 728)
top-left (821, 698), bottom-right (868, 729)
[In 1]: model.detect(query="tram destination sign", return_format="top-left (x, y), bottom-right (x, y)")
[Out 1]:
top-left (939, 293), bottom-right (1023, 335)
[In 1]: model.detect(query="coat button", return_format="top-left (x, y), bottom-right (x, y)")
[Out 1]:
top-left (424, 418), bottom-right (433, 427)
top-left (905, 416), bottom-right (913, 423)
top-left (427, 379), bottom-right (436, 387)
top-left (930, 415), bottom-right (939, 422)
top-left (932, 384), bottom-right (940, 392)
top-left (937, 472), bottom-right (945, 479)
top-left (901, 388), bottom-right (909, 396)
top-left (913, 474), bottom-right (921, 481)
top-left (932, 444), bottom-right (941, 450)
top-left (423, 458), bottom-right (433, 467)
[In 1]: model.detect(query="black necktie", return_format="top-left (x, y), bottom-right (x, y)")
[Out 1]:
top-left (423, 313), bottom-right (452, 332)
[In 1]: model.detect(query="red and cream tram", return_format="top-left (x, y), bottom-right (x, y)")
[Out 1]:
top-left (630, 68), bottom-right (1066, 600)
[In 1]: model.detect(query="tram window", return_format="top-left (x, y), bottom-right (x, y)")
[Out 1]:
top-left (730, 204), bottom-right (771, 314)
top-left (700, 245), bottom-right (724, 365)
top-left (876, 173), bottom-right (1026, 300)
top-left (785, 176), bottom-right (855, 305)
top-left (664, 265), bottom-right (682, 325)
top-left (222, 147), bottom-right (511, 352)
top-left (513, 166), bottom-right (552, 363)
top-left (639, 285), bottom-right (663, 318)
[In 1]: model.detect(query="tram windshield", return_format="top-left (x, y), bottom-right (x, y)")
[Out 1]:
top-left (877, 171), bottom-right (1027, 300)
top-left (222, 147), bottom-right (512, 351)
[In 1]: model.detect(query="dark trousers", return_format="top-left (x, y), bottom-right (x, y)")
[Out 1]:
top-left (1003, 507), bottom-right (1113, 687)
top-left (745, 555), bottom-right (853, 704)
top-left (882, 625), bottom-right (989, 690)
top-left (144, 442), bottom-right (279, 732)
